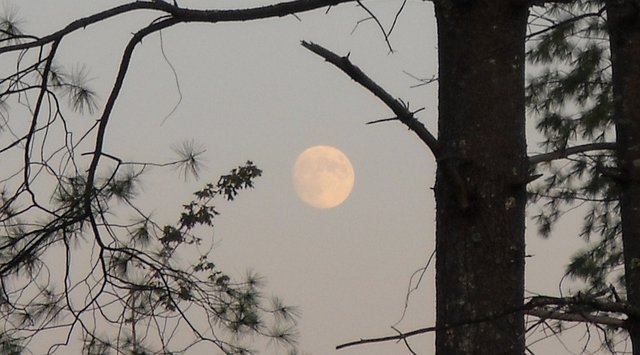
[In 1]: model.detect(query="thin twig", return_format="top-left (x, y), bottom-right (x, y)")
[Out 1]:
top-left (366, 117), bottom-right (398, 124)
top-left (159, 30), bottom-right (183, 125)
top-left (391, 326), bottom-right (417, 355)
top-left (393, 248), bottom-right (435, 327)
top-left (388, 0), bottom-right (407, 40)
top-left (403, 70), bottom-right (437, 88)
top-left (355, 0), bottom-right (393, 52)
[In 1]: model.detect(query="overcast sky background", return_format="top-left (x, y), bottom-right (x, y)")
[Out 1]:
top-left (4, 1), bottom-right (609, 354)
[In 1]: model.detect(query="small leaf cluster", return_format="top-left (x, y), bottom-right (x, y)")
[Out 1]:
top-left (1, 161), bottom-right (298, 354)
top-left (160, 161), bottom-right (261, 245)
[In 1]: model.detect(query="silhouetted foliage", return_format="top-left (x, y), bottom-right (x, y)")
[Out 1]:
top-left (527, 0), bottom-right (621, 291)
top-left (526, 0), bottom-right (640, 352)
top-left (0, 3), bottom-right (299, 353)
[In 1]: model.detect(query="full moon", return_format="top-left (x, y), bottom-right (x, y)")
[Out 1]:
top-left (292, 145), bottom-right (355, 209)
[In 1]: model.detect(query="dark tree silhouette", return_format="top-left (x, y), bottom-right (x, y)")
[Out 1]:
top-left (607, 0), bottom-right (640, 351)
top-left (3, 1), bottom-right (630, 354)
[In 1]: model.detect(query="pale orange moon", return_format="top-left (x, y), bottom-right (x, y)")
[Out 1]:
top-left (292, 145), bottom-right (355, 209)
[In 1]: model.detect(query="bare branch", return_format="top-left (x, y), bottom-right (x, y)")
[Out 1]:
top-left (388, 0), bottom-right (408, 40)
top-left (529, 142), bottom-right (616, 165)
top-left (336, 325), bottom-right (436, 350)
top-left (403, 70), bottom-right (437, 88)
top-left (337, 302), bottom-right (524, 350)
top-left (393, 248), bottom-right (435, 327)
top-left (84, 17), bottom-right (180, 219)
top-left (0, 0), bottom-right (359, 55)
top-left (354, 0), bottom-right (393, 52)
top-left (366, 117), bottom-right (399, 125)
top-left (301, 40), bottom-right (440, 157)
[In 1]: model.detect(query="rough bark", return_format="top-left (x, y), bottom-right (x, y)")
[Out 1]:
top-left (433, 1), bottom-right (529, 354)
top-left (607, 0), bottom-right (640, 352)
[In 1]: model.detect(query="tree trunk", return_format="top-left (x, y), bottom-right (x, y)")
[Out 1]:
top-left (434, 1), bottom-right (528, 354)
top-left (607, 1), bottom-right (640, 353)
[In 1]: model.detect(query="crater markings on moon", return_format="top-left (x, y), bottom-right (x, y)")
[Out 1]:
top-left (292, 145), bottom-right (355, 209)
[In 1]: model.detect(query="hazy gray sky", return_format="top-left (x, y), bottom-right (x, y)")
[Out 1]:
top-left (6, 1), bottom-right (602, 354)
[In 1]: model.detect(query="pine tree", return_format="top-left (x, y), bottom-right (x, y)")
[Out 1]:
top-left (527, 0), bottom-right (640, 352)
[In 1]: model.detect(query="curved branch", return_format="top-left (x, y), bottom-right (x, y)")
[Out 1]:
top-left (84, 17), bottom-right (179, 200)
top-left (528, 142), bottom-right (616, 165)
top-left (0, 3), bottom-right (156, 55)
top-left (0, 0), bottom-right (358, 55)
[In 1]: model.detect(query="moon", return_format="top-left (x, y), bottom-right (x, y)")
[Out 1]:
top-left (292, 145), bottom-right (355, 209)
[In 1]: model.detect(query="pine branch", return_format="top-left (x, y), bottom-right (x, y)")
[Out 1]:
top-left (336, 325), bottom-right (436, 350)
top-left (527, 295), bottom-right (640, 319)
top-left (528, 0), bottom-right (584, 5)
top-left (526, 308), bottom-right (624, 328)
top-left (526, 8), bottom-right (605, 39)
top-left (528, 142), bottom-right (616, 165)
top-left (524, 294), bottom-right (640, 328)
